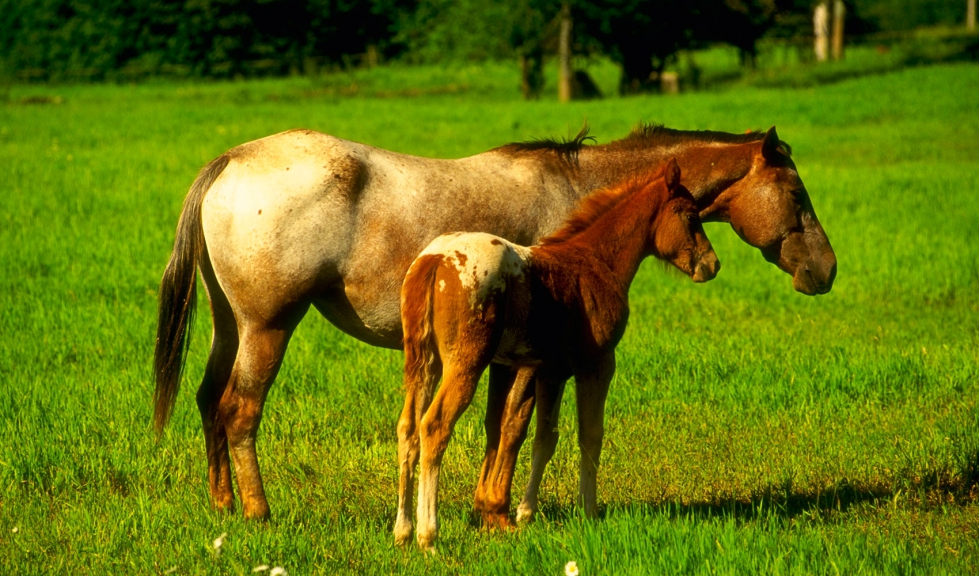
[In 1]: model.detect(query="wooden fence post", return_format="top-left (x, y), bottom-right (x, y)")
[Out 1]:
top-left (968, 0), bottom-right (976, 31)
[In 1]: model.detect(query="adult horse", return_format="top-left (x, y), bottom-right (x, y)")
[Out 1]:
top-left (154, 123), bottom-right (836, 520)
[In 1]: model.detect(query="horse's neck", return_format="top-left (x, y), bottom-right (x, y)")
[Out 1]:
top-left (539, 184), bottom-right (662, 295)
top-left (572, 141), bottom-right (755, 215)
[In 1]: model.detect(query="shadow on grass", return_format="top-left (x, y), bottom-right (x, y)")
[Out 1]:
top-left (522, 449), bottom-right (979, 525)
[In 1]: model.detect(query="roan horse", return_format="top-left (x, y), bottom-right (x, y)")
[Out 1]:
top-left (395, 159), bottom-right (719, 550)
top-left (154, 123), bottom-right (835, 520)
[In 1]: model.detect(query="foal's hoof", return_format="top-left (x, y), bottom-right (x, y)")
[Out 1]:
top-left (393, 522), bottom-right (414, 547)
top-left (481, 511), bottom-right (515, 531)
top-left (515, 504), bottom-right (536, 524)
top-left (416, 526), bottom-right (439, 553)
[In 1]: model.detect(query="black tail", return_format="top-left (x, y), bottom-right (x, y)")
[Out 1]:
top-left (153, 154), bottom-right (230, 435)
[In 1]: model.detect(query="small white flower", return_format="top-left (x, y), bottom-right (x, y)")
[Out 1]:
top-left (565, 560), bottom-right (579, 576)
top-left (11, 527), bottom-right (18, 533)
top-left (252, 566), bottom-right (270, 573)
top-left (212, 532), bottom-right (227, 555)
top-left (270, 568), bottom-right (287, 576)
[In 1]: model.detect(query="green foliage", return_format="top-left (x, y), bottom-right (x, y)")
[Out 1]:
top-left (1, 62), bottom-right (979, 572)
top-left (396, 0), bottom-right (556, 63)
top-left (857, 0), bottom-right (968, 31)
top-left (0, 0), bottom-right (406, 81)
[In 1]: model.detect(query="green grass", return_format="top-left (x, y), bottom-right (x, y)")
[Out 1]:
top-left (1, 61), bottom-right (978, 574)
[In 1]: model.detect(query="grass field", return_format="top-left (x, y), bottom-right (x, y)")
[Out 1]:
top-left (1, 60), bottom-right (979, 574)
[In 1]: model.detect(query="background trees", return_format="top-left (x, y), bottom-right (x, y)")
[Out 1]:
top-left (0, 0), bottom-right (971, 85)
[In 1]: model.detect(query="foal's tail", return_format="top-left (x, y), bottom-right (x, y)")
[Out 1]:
top-left (401, 255), bottom-right (443, 403)
top-left (153, 154), bottom-right (230, 436)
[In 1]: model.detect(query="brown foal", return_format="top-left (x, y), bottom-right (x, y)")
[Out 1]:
top-left (394, 159), bottom-right (719, 550)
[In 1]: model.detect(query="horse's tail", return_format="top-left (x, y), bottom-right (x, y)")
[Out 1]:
top-left (401, 254), bottom-right (444, 405)
top-left (153, 154), bottom-right (231, 436)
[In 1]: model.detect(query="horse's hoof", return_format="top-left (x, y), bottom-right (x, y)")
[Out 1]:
top-left (417, 530), bottom-right (438, 553)
top-left (393, 523), bottom-right (414, 547)
top-left (481, 512), bottom-right (515, 531)
top-left (515, 505), bottom-right (535, 524)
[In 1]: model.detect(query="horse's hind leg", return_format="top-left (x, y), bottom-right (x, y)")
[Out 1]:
top-left (196, 257), bottom-right (239, 512)
top-left (219, 310), bottom-right (306, 519)
top-left (395, 353), bottom-right (442, 546)
top-left (473, 364), bottom-right (516, 515)
top-left (416, 361), bottom-right (485, 550)
top-left (475, 365), bottom-right (536, 529)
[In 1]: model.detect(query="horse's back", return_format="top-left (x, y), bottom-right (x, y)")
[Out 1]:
top-left (418, 232), bottom-right (530, 299)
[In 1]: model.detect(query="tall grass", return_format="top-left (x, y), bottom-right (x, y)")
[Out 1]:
top-left (1, 62), bottom-right (978, 574)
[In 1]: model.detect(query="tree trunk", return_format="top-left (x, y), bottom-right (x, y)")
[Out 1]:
top-left (968, 0), bottom-right (976, 31)
top-left (558, 1), bottom-right (573, 103)
top-left (813, 2), bottom-right (829, 62)
top-left (831, 0), bottom-right (845, 61)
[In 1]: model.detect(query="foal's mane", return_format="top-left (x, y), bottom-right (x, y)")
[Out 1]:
top-left (538, 168), bottom-right (667, 246)
top-left (498, 121), bottom-right (792, 160)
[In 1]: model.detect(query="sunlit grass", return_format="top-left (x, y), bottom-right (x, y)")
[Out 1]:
top-left (1, 62), bottom-right (978, 573)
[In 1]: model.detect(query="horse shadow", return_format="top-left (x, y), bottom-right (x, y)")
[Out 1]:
top-left (477, 448), bottom-right (979, 527)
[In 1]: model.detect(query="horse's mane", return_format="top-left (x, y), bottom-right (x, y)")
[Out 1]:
top-left (613, 122), bottom-right (793, 156)
top-left (538, 168), bottom-right (667, 246)
top-left (497, 121), bottom-right (792, 160)
top-left (494, 124), bottom-right (596, 164)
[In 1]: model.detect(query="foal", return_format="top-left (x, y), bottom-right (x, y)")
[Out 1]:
top-left (394, 159), bottom-right (719, 550)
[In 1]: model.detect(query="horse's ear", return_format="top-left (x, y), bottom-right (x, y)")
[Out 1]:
top-left (664, 157), bottom-right (680, 194)
top-left (762, 126), bottom-right (780, 161)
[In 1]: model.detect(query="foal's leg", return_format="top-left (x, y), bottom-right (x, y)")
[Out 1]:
top-left (195, 256), bottom-right (239, 512)
top-left (476, 366), bottom-right (536, 529)
top-left (395, 355), bottom-right (442, 546)
top-left (416, 361), bottom-right (485, 551)
top-left (473, 363), bottom-right (513, 516)
top-left (574, 352), bottom-right (616, 517)
top-left (218, 311), bottom-right (305, 519)
top-left (516, 376), bottom-right (567, 523)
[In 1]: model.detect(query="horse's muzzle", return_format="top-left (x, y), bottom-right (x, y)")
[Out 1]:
top-left (692, 251), bottom-right (720, 283)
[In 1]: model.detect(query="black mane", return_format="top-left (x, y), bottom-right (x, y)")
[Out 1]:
top-left (496, 124), bottom-right (595, 164)
top-left (617, 122), bottom-right (793, 156)
top-left (496, 121), bottom-right (792, 160)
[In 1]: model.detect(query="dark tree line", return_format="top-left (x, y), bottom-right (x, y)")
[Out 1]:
top-left (0, 0), bottom-right (967, 88)
top-left (0, 0), bottom-right (409, 80)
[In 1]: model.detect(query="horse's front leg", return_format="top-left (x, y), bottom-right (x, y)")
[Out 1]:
top-left (474, 365), bottom-right (536, 529)
top-left (574, 352), bottom-right (615, 518)
top-left (516, 375), bottom-right (567, 523)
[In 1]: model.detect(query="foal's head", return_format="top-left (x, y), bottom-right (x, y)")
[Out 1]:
top-left (652, 159), bottom-right (720, 283)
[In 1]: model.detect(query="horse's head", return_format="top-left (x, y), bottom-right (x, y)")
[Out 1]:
top-left (653, 158), bottom-right (720, 283)
top-left (705, 127), bottom-right (836, 295)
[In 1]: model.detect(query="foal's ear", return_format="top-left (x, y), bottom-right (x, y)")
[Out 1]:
top-left (664, 157), bottom-right (681, 193)
top-left (761, 126), bottom-right (781, 161)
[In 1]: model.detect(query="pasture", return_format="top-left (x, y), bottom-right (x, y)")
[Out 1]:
top-left (1, 61), bottom-right (978, 573)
